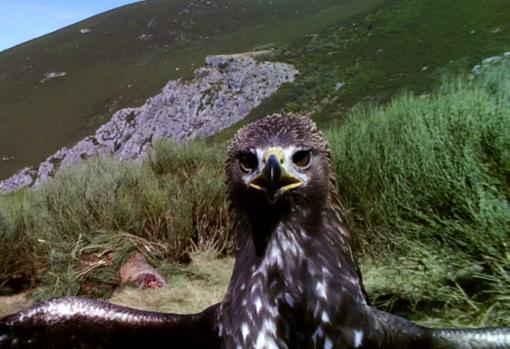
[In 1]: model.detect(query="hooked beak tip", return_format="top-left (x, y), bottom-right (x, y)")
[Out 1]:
top-left (248, 154), bottom-right (303, 203)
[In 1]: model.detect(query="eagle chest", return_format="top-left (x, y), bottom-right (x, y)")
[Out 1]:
top-left (222, 226), bottom-right (365, 349)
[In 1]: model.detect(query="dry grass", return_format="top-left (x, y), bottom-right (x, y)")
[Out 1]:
top-left (0, 293), bottom-right (31, 317)
top-left (0, 250), bottom-right (233, 316)
top-left (109, 250), bottom-right (233, 314)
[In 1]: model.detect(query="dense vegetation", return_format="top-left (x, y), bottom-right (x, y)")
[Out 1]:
top-left (0, 60), bottom-right (508, 325)
top-left (0, 142), bottom-right (228, 300)
top-left (328, 61), bottom-right (510, 326)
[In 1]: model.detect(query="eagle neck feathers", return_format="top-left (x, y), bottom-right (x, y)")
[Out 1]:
top-left (219, 179), bottom-right (368, 349)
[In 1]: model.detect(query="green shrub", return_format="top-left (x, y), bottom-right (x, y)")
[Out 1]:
top-left (326, 61), bottom-right (510, 325)
top-left (0, 142), bottom-right (230, 300)
top-left (147, 141), bottom-right (231, 255)
top-left (0, 192), bottom-right (39, 294)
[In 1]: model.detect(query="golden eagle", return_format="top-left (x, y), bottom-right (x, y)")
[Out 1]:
top-left (0, 114), bottom-right (508, 348)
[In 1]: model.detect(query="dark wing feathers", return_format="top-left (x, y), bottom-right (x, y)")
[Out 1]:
top-left (0, 297), bottom-right (220, 349)
top-left (370, 309), bottom-right (510, 349)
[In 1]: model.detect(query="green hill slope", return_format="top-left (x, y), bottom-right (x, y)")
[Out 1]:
top-left (219, 0), bottom-right (510, 131)
top-left (1, 0), bottom-right (509, 182)
top-left (0, 0), bottom-right (382, 179)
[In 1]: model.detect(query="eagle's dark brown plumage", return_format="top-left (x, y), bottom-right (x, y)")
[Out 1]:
top-left (0, 114), bottom-right (508, 349)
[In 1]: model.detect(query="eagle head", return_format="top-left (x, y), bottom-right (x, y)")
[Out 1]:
top-left (226, 114), bottom-right (332, 214)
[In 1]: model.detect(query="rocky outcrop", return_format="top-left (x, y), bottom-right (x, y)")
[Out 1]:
top-left (470, 51), bottom-right (510, 77)
top-left (0, 52), bottom-right (297, 194)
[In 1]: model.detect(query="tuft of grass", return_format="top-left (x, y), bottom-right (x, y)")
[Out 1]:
top-left (0, 293), bottom-right (31, 317)
top-left (327, 61), bottom-right (510, 325)
top-left (0, 192), bottom-right (41, 294)
top-left (148, 141), bottom-right (231, 254)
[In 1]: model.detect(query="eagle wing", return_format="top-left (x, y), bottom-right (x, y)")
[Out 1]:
top-left (0, 297), bottom-right (221, 349)
top-left (370, 308), bottom-right (510, 349)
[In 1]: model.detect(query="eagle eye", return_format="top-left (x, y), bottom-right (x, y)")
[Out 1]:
top-left (239, 152), bottom-right (258, 173)
top-left (292, 149), bottom-right (311, 169)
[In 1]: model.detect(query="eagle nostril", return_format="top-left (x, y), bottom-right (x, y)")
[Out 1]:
top-left (264, 154), bottom-right (282, 187)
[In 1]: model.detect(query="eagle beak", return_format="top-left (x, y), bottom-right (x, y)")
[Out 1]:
top-left (249, 147), bottom-right (303, 203)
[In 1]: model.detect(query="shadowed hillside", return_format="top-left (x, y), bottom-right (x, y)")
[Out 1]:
top-left (2, 0), bottom-right (509, 180)
top-left (212, 0), bottom-right (510, 142)
top-left (0, 0), bottom-right (382, 179)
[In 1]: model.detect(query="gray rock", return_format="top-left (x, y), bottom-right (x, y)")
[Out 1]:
top-left (0, 52), bottom-right (297, 194)
top-left (40, 72), bottom-right (67, 83)
top-left (0, 167), bottom-right (36, 192)
top-left (482, 56), bottom-right (502, 65)
top-left (469, 52), bottom-right (510, 79)
top-left (335, 82), bottom-right (345, 91)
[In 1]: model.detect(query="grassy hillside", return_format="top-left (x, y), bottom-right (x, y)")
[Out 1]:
top-left (0, 0), bottom-right (383, 179)
top-left (0, 60), bottom-right (508, 326)
top-left (283, 0), bottom-right (510, 121)
top-left (211, 0), bottom-right (510, 141)
top-left (2, 0), bottom-right (510, 180)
